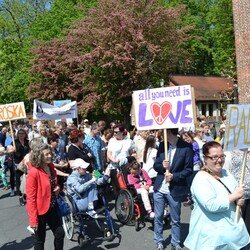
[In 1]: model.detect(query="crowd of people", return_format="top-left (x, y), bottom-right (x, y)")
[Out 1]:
top-left (0, 115), bottom-right (249, 250)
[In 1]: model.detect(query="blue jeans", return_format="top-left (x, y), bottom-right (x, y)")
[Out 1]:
top-left (154, 191), bottom-right (182, 246)
top-left (74, 183), bottom-right (98, 211)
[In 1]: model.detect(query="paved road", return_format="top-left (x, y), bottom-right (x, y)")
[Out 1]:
top-left (0, 184), bottom-right (191, 250)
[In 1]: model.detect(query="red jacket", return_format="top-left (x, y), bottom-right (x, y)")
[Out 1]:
top-left (26, 162), bottom-right (58, 225)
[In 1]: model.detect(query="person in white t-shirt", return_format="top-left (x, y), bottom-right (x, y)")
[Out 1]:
top-left (28, 123), bottom-right (40, 141)
top-left (107, 124), bottom-right (135, 196)
top-left (142, 135), bottom-right (158, 180)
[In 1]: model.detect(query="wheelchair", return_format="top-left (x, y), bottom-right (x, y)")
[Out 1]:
top-left (61, 184), bottom-right (116, 248)
top-left (115, 162), bottom-right (170, 231)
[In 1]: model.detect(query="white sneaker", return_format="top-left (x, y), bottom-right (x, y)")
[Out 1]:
top-left (149, 212), bottom-right (155, 218)
top-left (86, 209), bottom-right (99, 219)
top-left (164, 209), bottom-right (169, 217)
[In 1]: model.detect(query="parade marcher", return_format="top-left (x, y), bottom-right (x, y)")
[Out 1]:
top-left (28, 123), bottom-right (40, 141)
top-left (142, 134), bottom-right (158, 180)
top-left (153, 128), bottom-right (193, 250)
top-left (101, 129), bottom-right (114, 168)
top-left (107, 123), bottom-right (135, 197)
top-left (39, 125), bottom-right (48, 144)
top-left (181, 131), bottom-right (202, 206)
top-left (67, 129), bottom-right (94, 173)
top-left (200, 123), bottom-right (214, 142)
top-left (0, 127), bottom-right (7, 147)
top-left (224, 149), bottom-right (250, 235)
top-left (84, 124), bottom-right (104, 172)
top-left (127, 160), bottom-right (154, 218)
top-left (184, 141), bottom-right (250, 250)
top-left (12, 128), bottom-right (30, 205)
top-left (48, 133), bottom-right (69, 190)
top-left (66, 158), bottom-right (106, 218)
top-left (5, 145), bottom-right (16, 197)
top-left (83, 119), bottom-right (91, 135)
top-left (55, 121), bottom-right (67, 161)
top-left (26, 142), bottom-right (65, 250)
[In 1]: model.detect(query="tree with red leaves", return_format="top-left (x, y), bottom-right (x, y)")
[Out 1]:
top-left (29, 0), bottom-right (192, 116)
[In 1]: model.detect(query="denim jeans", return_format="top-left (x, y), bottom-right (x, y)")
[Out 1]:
top-left (154, 191), bottom-right (182, 246)
top-left (74, 183), bottom-right (98, 211)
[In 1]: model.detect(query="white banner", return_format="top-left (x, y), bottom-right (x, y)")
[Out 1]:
top-left (33, 100), bottom-right (77, 120)
top-left (132, 85), bottom-right (194, 130)
top-left (224, 104), bottom-right (250, 151)
top-left (53, 100), bottom-right (73, 124)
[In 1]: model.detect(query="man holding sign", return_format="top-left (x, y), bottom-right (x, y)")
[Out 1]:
top-left (153, 128), bottom-right (193, 250)
top-left (132, 85), bottom-right (195, 249)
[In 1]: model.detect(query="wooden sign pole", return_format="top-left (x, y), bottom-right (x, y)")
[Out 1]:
top-left (9, 121), bottom-right (16, 148)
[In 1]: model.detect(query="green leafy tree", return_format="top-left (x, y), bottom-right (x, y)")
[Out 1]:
top-left (29, 0), bottom-right (193, 116)
top-left (163, 0), bottom-right (235, 76)
top-left (0, 0), bottom-right (87, 109)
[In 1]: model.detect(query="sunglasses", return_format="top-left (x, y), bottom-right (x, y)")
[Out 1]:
top-left (113, 131), bottom-right (120, 134)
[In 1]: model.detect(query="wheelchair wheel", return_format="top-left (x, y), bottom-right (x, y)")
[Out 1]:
top-left (115, 189), bottom-right (134, 224)
top-left (62, 195), bottom-right (75, 240)
top-left (94, 214), bottom-right (108, 232)
top-left (78, 234), bottom-right (88, 248)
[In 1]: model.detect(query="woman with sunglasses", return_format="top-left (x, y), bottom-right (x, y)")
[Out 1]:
top-left (107, 123), bottom-right (135, 196)
top-left (184, 141), bottom-right (249, 250)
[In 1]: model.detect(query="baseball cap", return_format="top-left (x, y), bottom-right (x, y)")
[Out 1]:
top-left (84, 119), bottom-right (89, 123)
top-left (72, 158), bottom-right (89, 169)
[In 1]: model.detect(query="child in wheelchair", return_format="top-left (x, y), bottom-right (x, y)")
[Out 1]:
top-left (127, 161), bottom-right (154, 219)
top-left (66, 158), bottom-right (107, 219)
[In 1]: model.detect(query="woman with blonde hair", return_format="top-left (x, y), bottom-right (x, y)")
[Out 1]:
top-left (39, 125), bottom-right (48, 144)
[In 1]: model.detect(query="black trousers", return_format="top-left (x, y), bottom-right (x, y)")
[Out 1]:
top-left (34, 206), bottom-right (65, 250)
top-left (110, 169), bottom-right (120, 197)
top-left (15, 169), bottom-right (24, 196)
top-left (7, 164), bottom-right (15, 190)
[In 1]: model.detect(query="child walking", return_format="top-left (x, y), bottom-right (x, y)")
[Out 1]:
top-left (127, 161), bottom-right (154, 218)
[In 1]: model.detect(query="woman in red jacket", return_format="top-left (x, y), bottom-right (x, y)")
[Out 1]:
top-left (26, 142), bottom-right (64, 250)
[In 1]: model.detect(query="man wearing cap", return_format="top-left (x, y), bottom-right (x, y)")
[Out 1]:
top-left (66, 158), bottom-right (104, 218)
top-left (83, 119), bottom-right (91, 135)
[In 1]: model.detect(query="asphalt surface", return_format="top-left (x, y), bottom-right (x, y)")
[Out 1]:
top-left (0, 181), bottom-right (191, 250)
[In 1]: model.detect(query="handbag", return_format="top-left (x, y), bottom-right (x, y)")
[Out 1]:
top-left (17, 161), bottom-right (28, 173)
top-left (56, 193), bottom-right (71, 217)
top-left (20, 174), bottom-right (27, 195)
